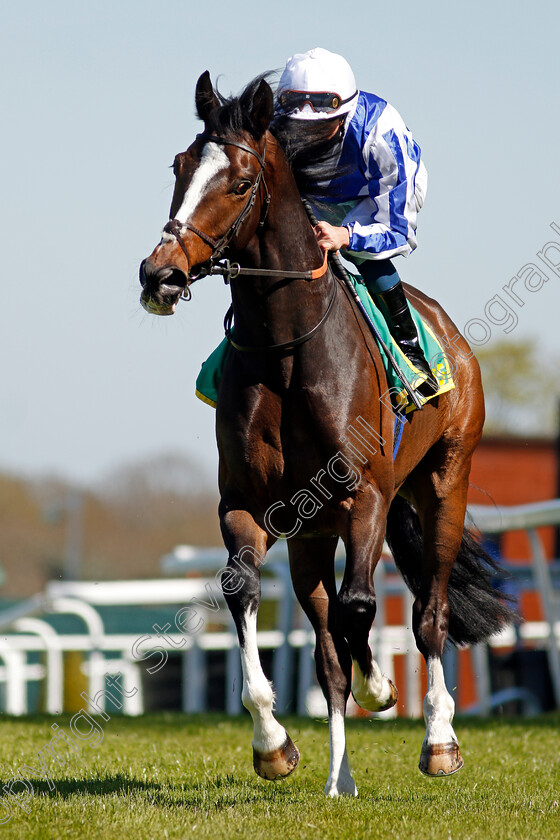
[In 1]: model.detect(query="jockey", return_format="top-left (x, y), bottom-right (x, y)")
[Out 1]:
top-left (273, 47), bottom-right (438, 395)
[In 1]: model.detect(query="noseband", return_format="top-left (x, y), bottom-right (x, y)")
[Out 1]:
top-left (162, 133), bottom-right (271, 271)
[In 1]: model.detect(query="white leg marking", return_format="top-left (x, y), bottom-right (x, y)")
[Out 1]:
top-left (173, 142), bottom-right (229, 225)
top-left (324, 710), bottom-right (357, 797)
top-left (423, 657), bottom-right (457, 747)
top-left (239, 609), bottom-right (287, 753)
top-left (352, 659), bottom-right (395, 712)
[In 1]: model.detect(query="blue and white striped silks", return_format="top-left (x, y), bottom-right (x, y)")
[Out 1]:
top-left (305, 91), bottom-right (428, 262)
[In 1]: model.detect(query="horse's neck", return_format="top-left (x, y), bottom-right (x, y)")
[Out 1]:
top-left (229, 138), bottom-right (331, 347)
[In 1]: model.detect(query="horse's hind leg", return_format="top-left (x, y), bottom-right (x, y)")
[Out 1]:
top-left (338, 488), bottom-right (398, 713)
top-left (221, 509), bottom-right (299, 780)
top-left (408, 468), bottom-right (470, 777)
top-left (289, 537), bottom-right (357, 797)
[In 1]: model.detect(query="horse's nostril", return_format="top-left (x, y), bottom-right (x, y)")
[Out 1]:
top-left (139, 261), bottom-right (188, 291)
top-left (139, 259), bottom-right (147, 286)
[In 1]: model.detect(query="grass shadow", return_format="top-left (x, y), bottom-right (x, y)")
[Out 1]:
top-left (32, 774), bottom-right (164, 799)
top-left (31, 769), bottom-right (308, 811)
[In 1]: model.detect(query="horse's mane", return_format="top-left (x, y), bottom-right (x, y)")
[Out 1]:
top-left (200, 73), bottom-right (277, 137)
top-left (200, 74), bottom-right (347, 198)
top-left (270, 114), bottom-right (347, 197)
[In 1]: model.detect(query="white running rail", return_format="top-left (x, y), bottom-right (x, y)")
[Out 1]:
top-left (0, 500), bottom-right (558, 716)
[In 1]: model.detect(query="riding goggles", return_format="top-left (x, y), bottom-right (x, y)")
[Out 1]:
top-left (278, 90), bottom-right (356, 114)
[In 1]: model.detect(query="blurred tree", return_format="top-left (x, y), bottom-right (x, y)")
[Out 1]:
top-left (475, 339), bottom-right (559, 436)
top-left (98, 452), bottom-right (218, 533)
top-left (0, 452), bottom-right (221, 597)
top-left (0, 472), bottom-right (66, 596)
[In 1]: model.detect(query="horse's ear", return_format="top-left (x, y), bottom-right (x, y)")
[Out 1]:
top-left (243, 78), bottom-right (274, 139)
top-left (195, 71), bottom-right (220, 121)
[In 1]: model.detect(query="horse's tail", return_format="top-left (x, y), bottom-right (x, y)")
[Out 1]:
top-left (385, 495), bottom-right (518, 646)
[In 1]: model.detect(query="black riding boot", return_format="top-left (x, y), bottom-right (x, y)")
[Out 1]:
top-left (375, 281), bottom-right (439, 397)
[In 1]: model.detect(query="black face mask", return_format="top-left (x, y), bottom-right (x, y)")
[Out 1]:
top-left (271, 116), bottom-right (346, 196)
top-left (272, 115), bottom-right (344, 158)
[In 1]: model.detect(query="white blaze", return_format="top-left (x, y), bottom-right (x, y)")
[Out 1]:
top-left (172, 142), bottom-right (229, 227)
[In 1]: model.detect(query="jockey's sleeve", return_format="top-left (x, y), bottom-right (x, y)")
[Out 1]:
top-left (342, 103), bottom-right (424, 261)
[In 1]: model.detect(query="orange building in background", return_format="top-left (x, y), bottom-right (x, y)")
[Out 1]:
top-left (464, 436), bottom-right (558, 710)
top-left (468, 436), bottom-right (559, 624)
top-left (389, 435), bottom-right (559, 716)
top-left (468, 436), bottom-right (558, 561)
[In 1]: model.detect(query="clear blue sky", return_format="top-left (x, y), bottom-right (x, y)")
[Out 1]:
top-left (1, 0), bottom-right (559, 484)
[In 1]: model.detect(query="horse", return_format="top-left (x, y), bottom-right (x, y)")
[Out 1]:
top-left (139, 72), bottom-right (515, 796)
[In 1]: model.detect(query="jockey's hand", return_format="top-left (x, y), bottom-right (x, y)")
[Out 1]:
top-left (313, 222), bottom-right (350, 252)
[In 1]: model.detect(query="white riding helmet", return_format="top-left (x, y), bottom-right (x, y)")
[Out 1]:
top-left (277, 47), bottom-right (358, 120)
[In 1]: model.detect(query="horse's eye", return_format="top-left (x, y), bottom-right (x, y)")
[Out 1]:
top-left (234, 180), bottom-right (252, 196)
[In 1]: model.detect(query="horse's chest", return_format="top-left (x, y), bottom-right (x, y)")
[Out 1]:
top-left (220, 392), bottom-right (339, 498)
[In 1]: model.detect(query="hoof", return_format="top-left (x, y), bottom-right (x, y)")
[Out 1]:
top-left (325, 779), bottom-right (358, 798)
top-left (253, 734), bottom-right (300, 780)
top-left (375, 679), bottom-right (399, 712)
top-left (352, 678), bottom-right (398, 713)
top-left (419, 742), bottom-right (464, 777)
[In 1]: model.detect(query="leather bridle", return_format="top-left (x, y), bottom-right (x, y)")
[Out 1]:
top-left (162, 133), bottom-right (270, 271)
top-left (162, 132), bottom-right (336, 353)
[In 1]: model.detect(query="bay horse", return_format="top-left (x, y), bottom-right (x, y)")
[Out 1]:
top-left (139, 72), bottom-right (514, 796)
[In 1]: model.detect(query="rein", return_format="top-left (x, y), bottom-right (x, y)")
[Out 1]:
top-left (189, 250), bottom-right (328, 283)
top-left (223, 261), bottom-right (337, 353)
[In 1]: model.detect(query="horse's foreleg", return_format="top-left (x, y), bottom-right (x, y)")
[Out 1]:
top-left (289, 538), bottom-right (357, 797)
top-left (239, 607), bottom-right (300, 779)
top-left (221, 509), bottom-right (299, 780)
top-left (413, 488), bottom-right (467, 777)
top-left (339, 490), bottom-right (398, 713)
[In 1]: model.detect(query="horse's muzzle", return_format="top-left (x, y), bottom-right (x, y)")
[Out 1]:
top-left (139, 259), bottom-right (189, 316)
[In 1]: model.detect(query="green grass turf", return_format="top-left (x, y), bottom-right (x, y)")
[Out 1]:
top-left (1, 713), bottom-right (559, 839)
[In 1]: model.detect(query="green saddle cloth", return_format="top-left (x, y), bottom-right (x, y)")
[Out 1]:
top-left (195, 273), bottom-right (455, 412)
